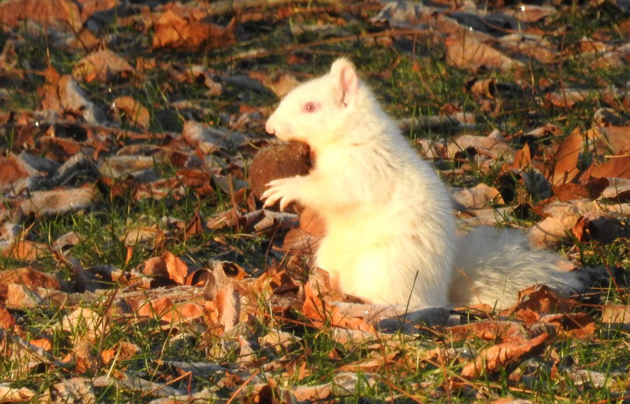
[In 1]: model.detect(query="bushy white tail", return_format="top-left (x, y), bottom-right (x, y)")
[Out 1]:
top-left (449, 227), bottom-right (584, 309)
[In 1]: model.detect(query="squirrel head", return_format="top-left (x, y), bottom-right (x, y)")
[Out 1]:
top-left (265, 58), bottom-right (362, 151)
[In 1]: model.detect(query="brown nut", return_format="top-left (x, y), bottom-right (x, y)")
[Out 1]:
top-left (249, 140), bottom-right (312, 200)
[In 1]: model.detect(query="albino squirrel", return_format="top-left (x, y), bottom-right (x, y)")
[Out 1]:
top-left (261, 58), bottom-right (586, 309)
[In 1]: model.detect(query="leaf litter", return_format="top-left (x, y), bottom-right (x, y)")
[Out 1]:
top-left (0, 0), bottom-right (630, 402)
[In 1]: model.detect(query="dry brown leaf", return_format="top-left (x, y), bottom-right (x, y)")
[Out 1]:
top-left (29, 338), bottom-right (52, 351)
top-left (508, 5), bottom-right (556, 22)
top-left (279, 206), bottom-right (325, 254)
top-left (73, 48), bottom-right (134, 83)
top-left (38, 69), bottom-right (105, 124)
top-left (205, 282), bottom-right (241, 334)
top-left (545, 89), bottom-right (591, 108)
top-left (338, 351), bottom-right (398, 373)
top-left (548, 128), bottom-right (583, 185)
top-left (137, 296), bottom-right (203, 325)
top-left (448, 133), bottom-right (513, 159)
top-left (593, 109), bottom-right (629, 127)
top-left (122, 226), bottom-right (164, 249)
top-left (5, 283), bottom-right (45, 309)
top-left (461, 332), bottom-right (548, 378)
top-left (163, 251), bottom-right (188, 285)
top-left (2, 240), bottom-right (48, 261)
top-left (0, 155), bottom-right (32, 191)
top-left (552, 183), bottom-right (592, 202)
top-left (446, 321), bottom-right (528, 344)
top-left (0, 0), bottom-right (82, 30)
top-left (62, 308), bottom-right (105, 342)
top-left (0, 267), bottom-right (60, 301)
top-left (243, 383), bottom-right (295, 404)
top-left (0, 385), bottom-right (36, 402)
top-left (590, 126), bottom-right (630, 155)
top-left (602, 305), bottom-right (630, 330)
top-left (111, 96), bottom-right (150, 129)
top-left (152, 9), bottom-right (236, 51)
top-left (101, 341), bottom-right (141, 365)
top-left (504, 143), bottom-right (532, 171)
top-left (0, 306), bottom-right (16, 329)
top-left (445, 34), bottom-right (525, 72)
top-left (19, 186), bottom-right (97, 217)
top-left (572, 211), bottom-right (623, 243)
top-left (584, 156), bottom-right (630, 180)
top-left (600, 178), bottom-right (630, 201)
top-left (529, 200), bottom-right (599, 247)
top-left (514, 285), bottom-right (573, 314)
top-left (79, 0), bottom-right (117, 22)
top-left (182, 121), bottom-right (247, 153)
top-left (290, 383), bottom-right (333, 402)
top-left (302, 282), bottom-right (376, 333)
top-left (539, 313), bottom-right (596, 339)
top-left (452, 183), bottom-right (504, 209)
top-left (249, 71), bottom-right (301, 98)
top-left (141, 251), bottom-right (189, 285)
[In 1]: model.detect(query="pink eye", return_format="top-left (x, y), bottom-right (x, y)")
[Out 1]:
top-left (304, 102), bottom-right (318, 113)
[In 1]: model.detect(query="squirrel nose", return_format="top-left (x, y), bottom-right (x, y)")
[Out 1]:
top-left (265, 121), bottom-right (276, 136)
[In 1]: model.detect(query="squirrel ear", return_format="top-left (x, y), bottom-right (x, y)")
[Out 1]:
top-left (330, 58), bottom-right (359, 106)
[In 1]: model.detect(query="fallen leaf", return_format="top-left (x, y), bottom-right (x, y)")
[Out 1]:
top-left (572, 211), bottom-right (623, 243)
top-left (445, 34), bottom-right (525, 72)
top-left (38, 69), bottom-right (106, 124)
top-left (19, 186), bottom-right (97, 217)
top-left (62, 308), bottom-right (105, 342)
top-left (279, 207), bottom-right (325, 254)
top-left (602, 305), bottom-right (630, 331)
top-left (205, 282), bottom-right (241, 334)
top-left (249, 71), bottom-right (301, 97)
top-left (461, 332), bottom-right (548, 378)
top-left (548, 128), bottom-right (583, 185)
top-left (452, 183), bottom-right (504, 209)
top-left (0, 267), bottom-right (60, 301)
top-left (79, 0), bottom-right (117, 22)
top-left (182, 121), bottom-right (249, 153)
top-left (152, 9), bottom-right (236, 51)
top-left (514, 285), bottom-right (572, 314)
top-left (339, 351), bottom-right (398, 373)
top-left (0, 0), bottom-right (82, 30)
top-left (0, 154), bottom-right (33, 192)
top-left (302, 283), bottom-right (376, 333)
top-left (43, 377), bottom-right (97, 404)
top-left (539, 313), bottom-right (596, 339)
top-left (29, 338), bottom-right (52, 351)
top-left (584, 156), bottom-right (630, 180)
top-left (101, 341), bottom-right (141, 365)
top-left (545, 89), bottom-right (591, 108)
top-left (448, 132), bottom-right (513, 159)
top-left (111, 96), bottom-right (150, 129)
top-left (0, 306), bottom-right (16, 329)
top-left (600, 178), bottom-right (630, 201)
top-left (73, 49), bottom-right (135, 83)
top-left (446, 321), bottom-right (528, 344)
top-left (0, 384), bottom-right (36, 402)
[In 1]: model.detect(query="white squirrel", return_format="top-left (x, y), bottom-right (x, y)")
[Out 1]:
top-left (261, 58), bottom-right (586, 309)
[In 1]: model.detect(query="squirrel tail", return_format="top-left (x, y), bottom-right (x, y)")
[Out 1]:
top-left (448, 226), bottom-right (592, 309)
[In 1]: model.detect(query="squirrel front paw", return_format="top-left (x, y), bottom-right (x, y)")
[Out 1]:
top-left (261, 176), bottom-right (303, 211)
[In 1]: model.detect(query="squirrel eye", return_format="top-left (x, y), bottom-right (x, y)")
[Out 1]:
top-left (304, 102), bottom-right (317, 113)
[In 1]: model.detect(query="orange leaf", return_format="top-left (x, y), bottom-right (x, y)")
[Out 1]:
top-left (548, 127), bottom-right (583, 185)
top-left (461, 332), bottom-right (548, 378)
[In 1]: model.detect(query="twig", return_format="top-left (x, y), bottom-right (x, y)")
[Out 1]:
top-left (226, 368), bottom-right (261, 404)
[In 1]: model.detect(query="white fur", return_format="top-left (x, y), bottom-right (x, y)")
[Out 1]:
top-left (262, 58), bottom-right (582, 309)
